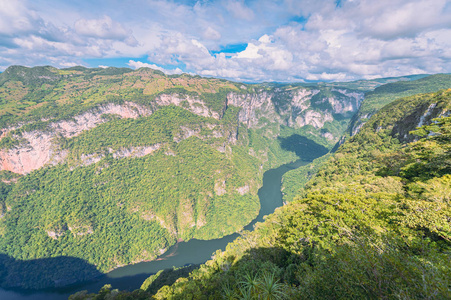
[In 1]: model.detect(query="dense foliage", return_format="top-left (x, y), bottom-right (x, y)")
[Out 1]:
top-left (77, 90), bottom-right (451, 299)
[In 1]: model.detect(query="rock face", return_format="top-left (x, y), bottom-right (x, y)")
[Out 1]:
top-left (391, 102), bottom-right (448, 143)
top-left (51, 102), bottom-right (151, 138)
top-left (0, 131), bottom-right (68, 174)
top-left (227, 87), bottom-right (363, 130)
top-left (0, 102), bottom-right (151, 174)
top-left (0, 87), bottom-right (364, 174)
top-left (227, 91), bottom-right (279, 127)
top-left (155, 94), bottom-right (222, 119)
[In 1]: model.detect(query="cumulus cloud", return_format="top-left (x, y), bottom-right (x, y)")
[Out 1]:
top-left (0, 1), bottom-right (140, 70)
top-left (0, 0), bottom-right (41, 36)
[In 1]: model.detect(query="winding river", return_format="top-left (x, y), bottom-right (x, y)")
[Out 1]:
top-left (0, 159), bottom-right (309, 300)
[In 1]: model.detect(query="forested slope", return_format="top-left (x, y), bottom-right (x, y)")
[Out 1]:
top-left (349, 74), bottom-right (451, 135)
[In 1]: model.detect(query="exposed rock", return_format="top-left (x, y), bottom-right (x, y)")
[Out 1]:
top-left (417, 103), bottom-right (437, 128)
top-left (330, 89), bottom-right (364, 114)
top-left (227, 87), bottom-right (363, 131)
top-left (351, 113), bottom-right (374, 136)
top-left (52, 102), bottom-right (151, 138)
top-left (0, 103), bottom-right (152, 174)
top-left (295, 110), bottom-right (334, 128)
top-left (46, 230), bottom-right (65, 240)
top-left (174, 127), bottom-right (201, 142)
top-left (0, 86), bottom-right (364, 175)
top-left (156, 94), bottom-right (220, 119)
top-left (321, 132), bottom-right (335, 141)
top-left (78, 153), bottom-right (103, 167)
top-left (68, 225), bottom-right (94, 237)
top-left (236, 184), bottom-right (250, 195)
top-left (0, 131), bottom-right (68, 174)
top-left (290, 89), bottom-right (320, 111)
top-left (111, 144), bottom-right (162, 159)
top-left (215, 180), bottom-right (226, 196)
top-left (227, 91), bottom-right (280, 127)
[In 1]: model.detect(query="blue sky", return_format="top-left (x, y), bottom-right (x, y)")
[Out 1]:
top-left (0, 0), bottom-right (450, 82)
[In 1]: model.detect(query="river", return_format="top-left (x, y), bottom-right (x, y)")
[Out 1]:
top-left (0, 159), bottom-right (309, 300)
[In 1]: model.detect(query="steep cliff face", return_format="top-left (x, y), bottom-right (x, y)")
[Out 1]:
top-left (227, 87), bottom-right (363, 131)
top-left (155, 94), bottom-right (221, 119)
top-left (384, 98), bottom-right (451, 143)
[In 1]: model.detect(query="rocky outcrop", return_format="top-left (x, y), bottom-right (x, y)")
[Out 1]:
top-left (0, 131), bottom-right (68, 174)
top-left (74, 144), bottom-right (162, 168)
top-left (227, 91), bottom-right (281, 127)
top-left (51, 102), bottom-right (151, 138)
top-left (227, 87), bottom-right (363, 130)
top-left (214, 180), bottom-right (226, 196)
top-left (330, 89), bottom-right (364, 114)
top-left (155, 94), bottom-right (221, 119)
top-left (391, 102), bottom-right (448, 143)
top-left (295, 110), bottom-right (334, 128)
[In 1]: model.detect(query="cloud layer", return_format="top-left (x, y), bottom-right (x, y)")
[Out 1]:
top-left (0, 0), bottom-right (450, 82)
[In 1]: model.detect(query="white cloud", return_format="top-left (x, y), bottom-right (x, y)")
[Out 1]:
top-left (203, 27), bottom-right (221, 40)
top-left (74, 16), bottom-right (138, 46)
top-left (225, 0), bottom-right (254, 21)
top-left (0, 0), bottom-right (41, 35)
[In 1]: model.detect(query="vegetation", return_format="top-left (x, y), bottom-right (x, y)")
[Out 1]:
top-left (281, 154), bottom-right (330, 203)
top-left (76, 90), bottom-right (451, 299)
top-left (0, 66), bottom-right (341, 290)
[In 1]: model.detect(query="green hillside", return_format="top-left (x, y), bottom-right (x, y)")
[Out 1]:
top-left (76, 90), bottom-right (451, 299)
top-left (0, 66), bottom-right (244, 128)
top-left (348, 74), bottom-right (451, 135)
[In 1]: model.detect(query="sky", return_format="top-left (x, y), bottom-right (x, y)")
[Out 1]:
top-left (0, 0), bottom-right (450, 82)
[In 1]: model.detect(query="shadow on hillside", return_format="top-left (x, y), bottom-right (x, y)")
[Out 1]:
top-left (278, 134), bottom-right (329, 161)
top-left (0, 253), bottom-right (102, 290)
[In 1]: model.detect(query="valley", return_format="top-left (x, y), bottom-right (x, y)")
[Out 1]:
top-left (0, 66), bottom-right (450, 299)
